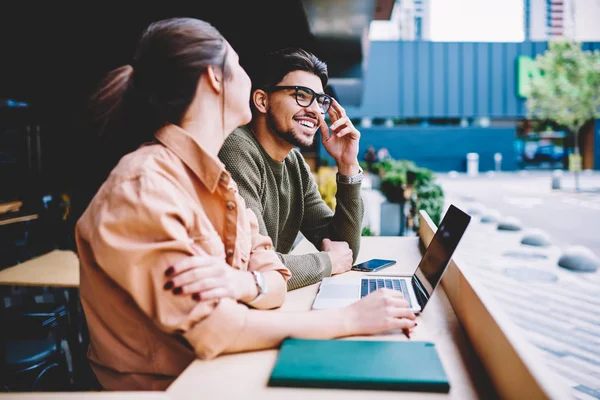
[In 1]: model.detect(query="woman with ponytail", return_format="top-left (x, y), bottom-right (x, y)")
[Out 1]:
top-left (76, 17), bottom-right (415, 391)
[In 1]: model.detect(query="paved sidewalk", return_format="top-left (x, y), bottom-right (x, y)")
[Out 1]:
top-left (438, 171), bottom-right (600, 259)
top-left (445, 195), bottom-right (600, 400)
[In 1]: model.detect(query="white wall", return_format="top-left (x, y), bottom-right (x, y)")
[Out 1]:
top-left (574, 0), bottom-right (600, 40)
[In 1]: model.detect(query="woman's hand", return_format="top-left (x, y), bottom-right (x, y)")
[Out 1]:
top-left (164, 256), bottom-right (257, 303)
top-left (342, 288), bottom-right (417, 336)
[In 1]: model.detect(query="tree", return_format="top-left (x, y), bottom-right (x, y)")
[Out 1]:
top-left (525, 39), bottom-right (600, 191)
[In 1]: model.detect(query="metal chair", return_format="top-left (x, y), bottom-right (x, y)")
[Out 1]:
top-left (1, 300), bottom-right (71, 392)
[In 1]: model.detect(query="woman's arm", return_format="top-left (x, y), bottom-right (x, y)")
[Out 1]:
top-left (224, 288), bottom-right (417, 356)
top-left (166, 257), bottom-right (287, 309)
top-left (166, 207), bottom-right (290, 309)
top-left (85, 173), bottom-right (254, 360)
top-left (243, 270), bottom-right (287, 310)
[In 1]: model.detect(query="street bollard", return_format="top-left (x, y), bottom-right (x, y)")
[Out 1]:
top-left (494, 153), bottom-right (502, 172)
top-left (551, 169), bottom-right (562, 190)
top-left (467, 153), bottom-right (479, 177)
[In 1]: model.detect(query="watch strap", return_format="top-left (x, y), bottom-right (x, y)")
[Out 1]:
top-left (336, 166), bottom-right (364, 184)
top-left (248, 270), bottom-right (267, 305)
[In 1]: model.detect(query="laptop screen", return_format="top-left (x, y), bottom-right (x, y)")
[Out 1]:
top-left (412, 205), bottom-right (471, 304)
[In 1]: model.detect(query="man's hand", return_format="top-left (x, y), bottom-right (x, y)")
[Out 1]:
top-left (164, 256), bottom-right (257, 303)
top-left (322, 238), bottom-right (353, 275)
top-left (319, 99), bottom-right (361, 176)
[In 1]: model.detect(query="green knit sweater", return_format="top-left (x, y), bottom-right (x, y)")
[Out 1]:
top-left (218, 126), bottom-right (364, 291)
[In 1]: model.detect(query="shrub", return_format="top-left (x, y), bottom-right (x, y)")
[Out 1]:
top-left (361, 226), bottom-right (375, 236)
top-left (413, 183), bottom-right (445, 227)
top-left (380, 170), bottom-right (405, 203)
top-left (378, 158), bottom-right (445, 231)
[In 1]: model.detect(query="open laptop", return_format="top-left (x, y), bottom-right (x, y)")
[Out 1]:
top-left (312, 204), bottom-right (471, 313)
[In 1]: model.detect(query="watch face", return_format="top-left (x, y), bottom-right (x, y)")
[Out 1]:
top-left (254, 271), bottom-right (267, 294)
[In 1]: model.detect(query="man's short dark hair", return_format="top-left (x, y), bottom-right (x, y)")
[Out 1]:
top-left (251, 48), bottom-right (328, 92)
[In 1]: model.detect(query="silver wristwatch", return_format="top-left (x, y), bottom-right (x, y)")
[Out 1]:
top-left (248, 270), bottom-right (268, 305)
top-left (336, 166), bottom-right (364, 184)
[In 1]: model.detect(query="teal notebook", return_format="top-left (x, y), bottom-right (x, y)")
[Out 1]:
top-left (268, 339), bottom-right (450, 392)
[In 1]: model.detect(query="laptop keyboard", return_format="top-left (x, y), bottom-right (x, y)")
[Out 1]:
top-left (360, 278), bottom-right (412, 308)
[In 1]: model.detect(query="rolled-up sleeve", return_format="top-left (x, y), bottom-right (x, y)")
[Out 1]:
top-left (245, 209), bottom-right (291, 281)
top-left (88, 173), bottom-right (249, 360)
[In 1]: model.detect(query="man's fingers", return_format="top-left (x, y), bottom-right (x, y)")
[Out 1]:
top-left (319, 113), bottom-right (330, 142)
top-left (339, 241), bottom-right (350, 250)
top-left (323, 239), bottom-right (348, 250)
top-left (327, 102), bottom-right (340, 123)
top-left (331, 98), bottom-right (347, 118)
top-left (334, 126), bottom-right (354, 138)
top-left (329, 116), bottom-right (348, 131)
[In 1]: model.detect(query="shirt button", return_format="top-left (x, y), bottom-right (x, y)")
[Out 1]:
top-left (226, 249), bottom-right (234, 257)
top-left (226, 201), bottom-right (236, 210)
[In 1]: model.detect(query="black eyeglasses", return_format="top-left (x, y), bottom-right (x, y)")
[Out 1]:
top-left (265, 85), bottom-right (333, 114)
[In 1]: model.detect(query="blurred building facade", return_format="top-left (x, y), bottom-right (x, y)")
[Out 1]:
top-left (333, 0), bottom-right (600, 173)
top-left (526, 0), bottom-right (600, 41)
top-left (372, 0), bottom-right (600, 42)
top-left (319, 40), bottom-right (600, 172)
top-left (370, 0), bottom-right (431, 40)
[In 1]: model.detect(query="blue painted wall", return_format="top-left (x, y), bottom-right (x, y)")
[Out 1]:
top-left (319, 126), bottom-right (517, 172)
top-left (345, 41), bottom-right (600, 119)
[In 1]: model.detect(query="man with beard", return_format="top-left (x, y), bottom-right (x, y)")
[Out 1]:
top-left (219, 48), bottom-right (364, 291)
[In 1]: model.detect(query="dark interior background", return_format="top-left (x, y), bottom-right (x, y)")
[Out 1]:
top-left (0, 1), bottom-right (321, 197)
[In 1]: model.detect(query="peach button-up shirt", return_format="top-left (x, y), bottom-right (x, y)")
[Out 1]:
top-left (75, 124), bottom-right (291, 391)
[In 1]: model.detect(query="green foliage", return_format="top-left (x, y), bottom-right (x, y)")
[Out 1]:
top-left (378, 158), bottom-right (445, 232)
top-left (361, 226), bottom-right (375, 236)
top-left (416, 182), bottom-right (444, 199)
top-left (381, 170), bottom-right (406, 203)
top-left (525, 39), bottom-right (600, 135)
top-left (413, 183), bottom-right (445, 227)
top-left (362, 160), bottom-right (381, 174)
top-left (412, 168), bottom-right (435, 186)
top-left (378, 159), bottom-right (416, 175)
top-left (318, 156), bottom-right (444, 235)
top-left (379, 160), bottom-right (436, 204)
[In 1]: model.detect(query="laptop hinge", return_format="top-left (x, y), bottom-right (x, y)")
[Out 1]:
top-left (412, 276), bottom-right (430, 310)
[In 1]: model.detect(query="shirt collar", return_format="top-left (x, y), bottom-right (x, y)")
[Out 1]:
top-left (154, 124), bottom-right (228, 193)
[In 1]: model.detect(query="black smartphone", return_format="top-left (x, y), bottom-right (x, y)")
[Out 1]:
top-left (351, 258), bottom-right (396, 272)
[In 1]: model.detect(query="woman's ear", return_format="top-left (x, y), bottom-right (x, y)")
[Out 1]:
top-left (252, 90), bottom-right (268, 114)
top-left (206, 66), bottom-right (222, 93)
